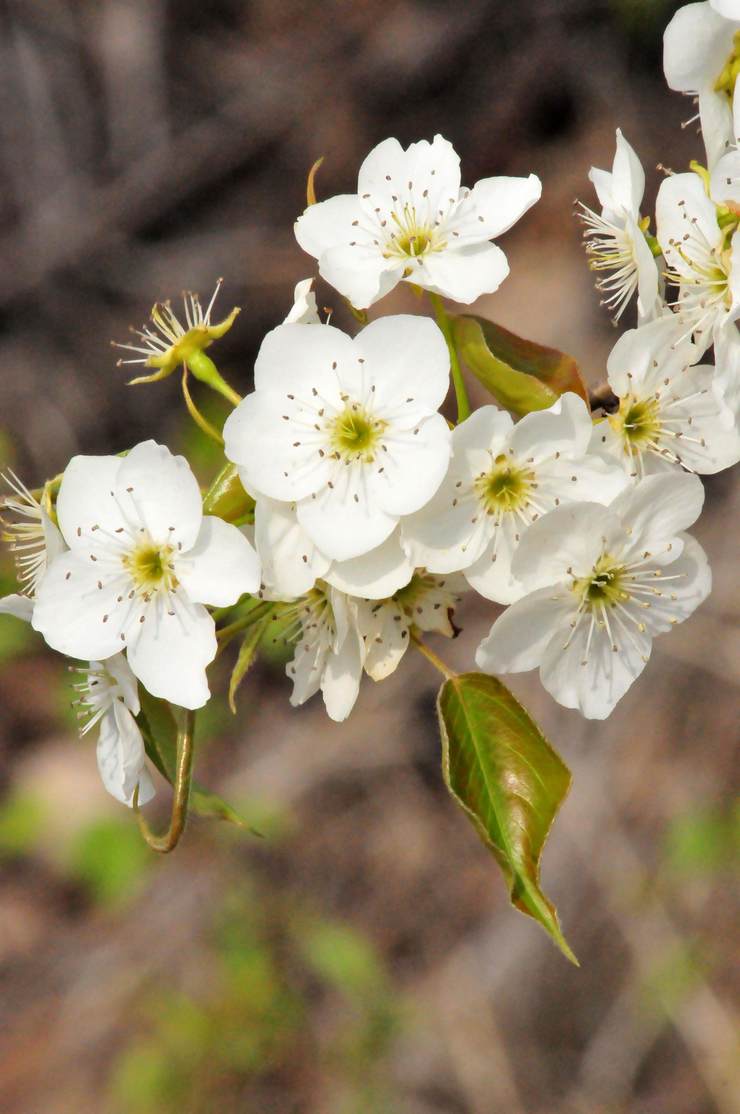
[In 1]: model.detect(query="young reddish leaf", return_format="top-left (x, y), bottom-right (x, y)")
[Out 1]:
top-left (453, 314), bottom-right (588, 416)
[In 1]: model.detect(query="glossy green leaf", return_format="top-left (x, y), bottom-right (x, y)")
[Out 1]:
top-left (437, 672), bottom-right (576, 963)
top-left (229, 615), bottom-right (271, 714)
top-left (202, 462), bottom-right (255, 524)
top-left (137, 690), bottom-right (252, 830)
top-left (453, 314), bottom-right (588, 416)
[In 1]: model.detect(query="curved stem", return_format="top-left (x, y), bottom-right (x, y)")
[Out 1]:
top-left (216, 600), bottom-right (274, 656)
top-left (410, 631), bottom-right (457, 681)
top-left (187, 350), bottom-right (242, 407)
top-left (429, 292), bottom-right (471, 423)
top-left (181, 368), bottom-right (225, 445)
top-left (135, 709), bottom-right (195, 853)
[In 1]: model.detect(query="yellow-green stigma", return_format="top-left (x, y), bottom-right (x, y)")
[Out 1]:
top-left (609, 394), bottom-right (661, 451)
top-left (475, 455), bottom-right (533, 515)
top-left (124, 540), bottom-right (178, 593)
top-left (714, 30), bottom-right (740, 102)
top-left (573, 555), bottom-right (629, 610)
top-left (384, 205), bottom-right (442, 262)
top-left (327, 405), bottom-right (387, 462)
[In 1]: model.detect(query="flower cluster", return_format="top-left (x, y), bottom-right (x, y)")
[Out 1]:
top-left (1, 8), bottom-right (737, 822)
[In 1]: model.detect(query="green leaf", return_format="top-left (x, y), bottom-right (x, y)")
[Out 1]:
top-left (452, 314), bottom-right (588, 416)
top-left (229, 616), bottom-right (270, 714)
top-left (137, 690), bottom-right (253, 831)
top-left (437, 672), bottom-right (576, 963)
top-left (202, 462), bottom-right (255, 524)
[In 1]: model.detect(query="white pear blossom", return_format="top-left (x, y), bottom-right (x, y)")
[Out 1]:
top-left (402, 393), bottom-right (628, 605)
top-left (294, 134), bottom-right (541, 309)
top-left (284, 572), bottom-right (466, 720)
top-left (578, 128), bottom-right (662, 322)
top-left (72, 654), bottom-right (155, 808)
top-left (0, 471), bottom-right (65, 622)
top-left (709, 82), bottom-right (740, 201)
top-left (223, 315), bottom-right (452, 563)
top-left (284, 584), bottom-right (365, 722)
top-left (656, 170), bottom-right (739, 352)
top-left (283, 278), bottom-right (320, 324)
top-left (356, 571), bottom-right (466, 681)
top-left (592, 315), bottom-right (740, 475)
top-left (32, 440), bottom-right (260, 710)
top-left (663, 1), bottom-right (740, 168)
top-left (476, 473), bottom-right (711, 719)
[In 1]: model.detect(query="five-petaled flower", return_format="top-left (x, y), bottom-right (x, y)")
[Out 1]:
top-left (32, 441), bottom-right (260, 709)
top-left (402, 394), bottom-right (627, 604)
top-left (294, 134), bottom-right (541, 309)
top-left (223, 315), bottom-right (452, 563)
top-left (476, 473), bottom-right (711, 719)
top-left (592, 314), bottom-right (740, 475)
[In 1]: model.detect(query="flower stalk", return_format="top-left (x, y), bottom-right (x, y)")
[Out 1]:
top-left (134, 708), bottom-right (195, 853)
top-left (429, 292), bottom-right (471, 423)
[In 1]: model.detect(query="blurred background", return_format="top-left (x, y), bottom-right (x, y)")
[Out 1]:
top-left (0, 1), bottom-right (738, 1112)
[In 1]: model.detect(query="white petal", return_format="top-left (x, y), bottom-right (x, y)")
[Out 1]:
top-left (509, 392), bottom-right (593, 460)
top-left (126, 597), bottom-right (216, 709)
top-left (325, 531), bottom-right (413, 599)
top-left (715, 322), bottom-right (740, 420)
top-left (321, 627), bottom-right (364, 721)
top-left (255, 497), bottom-right (330, 598)
top-left (224, 391), bottom-right (331, 502)
top-left (296, 481), bottom-right (397, 561)
top-left (319, 243), bottom-right (401, 310)
top-left (32, 552), bottom-right (126, 660)
top-left (476, 587), bottom-right (575, 674)
top-left (288, 631), bottom-right (327, 708)
top-left (354, 314), bottom-right (450, 412)
top-left (176, 516), bottom-right (260, 607)
top-left (656, 173), bottom-right (722, 272)
top-left (699, 86), bottom-right (735, 170)
top-left (588, 166), bottom-right (618, 215)
top-left (253, 321), bottom-right (354, 397)
top-left (105, 652), bottom-right (140, 715)
top-left (357, 599), bottom-right (409, 681)
top-left (663, 3), bottom-right (734, 92)
top-left (464, 522), bottom-right (524, 604)
top-left (539, 612), bottom-right (650, 720)
top-left (464, 173), bottom-right (542, 238)
top-left (284, 278), bottom-right (320, 324)
top-left (630, 215), bottom-right (663, 323)
top-left (609, 471), bottom-right (705, 549)
top-left (96, 703), bottom-right (155, 807)
top-left (357, 134), bottom-right (461, 214)
top-left (0, 594), bottom-right (34, 621)
top-left (541, 452), bottom-right (629, 505)
top-left (57, 454), bottom-right (125, 550)
top-left (417, 241), bottom-right (510, 303)
top-left (607, 315), bottom-right (696, 397)
top-left (710, 0), bottom-right (740, 17)
top-left (611, 129), bottom-right (645, 216)
top-left (368, 412), bottom-right (451, 517)
top-left (510, 503), bottom-right (619, 589)
top-left (117, 441), bottom-right (203, 551)
top-left (294, 194), bottom-right (365, 258)
top-left (638, 533), bottom-right (711, 637)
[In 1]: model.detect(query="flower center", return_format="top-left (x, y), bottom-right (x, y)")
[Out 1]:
top-left (384, 205), bottom-right (441, 261)
top-left (327, 405), bottom-right (387, 462)
top-left (609, 394), bottom-right (661, 450)
top-left (573, 555), bottom-right (628, 610)
top-left (475, 455), bottom-right (533, 515)
top-left (124, 539), bottom-right (178, 592)
top-left (715, 30), bottom-right (740, 102)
